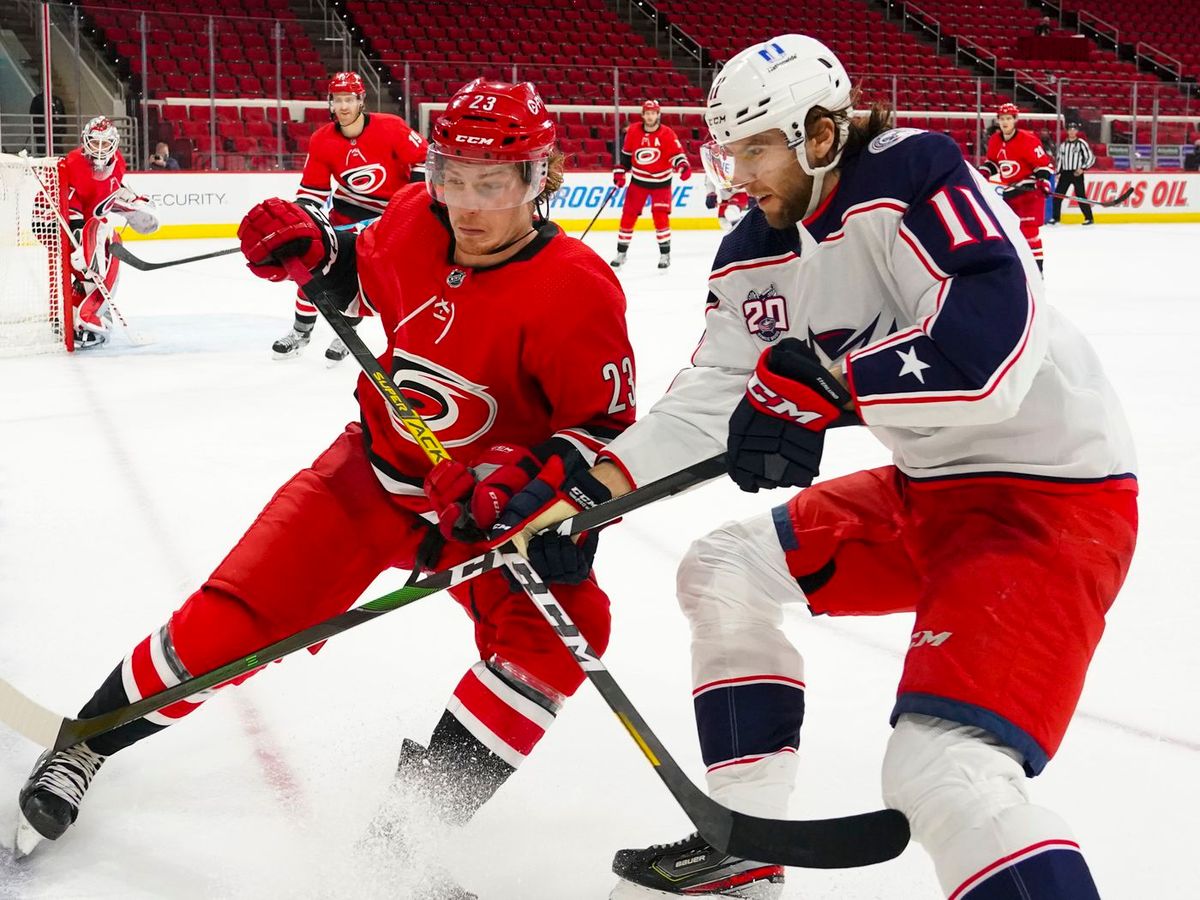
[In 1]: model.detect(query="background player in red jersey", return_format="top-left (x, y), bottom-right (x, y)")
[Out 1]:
top-left (980, 102), bottom-right (1054, 271)
top-left (15, 80), bottom-right (634, 897)
top-left (62, 116), bottom-right (159, 347)
top-left (273, 71), bottom-right (429, 363)
top-left (610, 99), bottom-right (690, 270)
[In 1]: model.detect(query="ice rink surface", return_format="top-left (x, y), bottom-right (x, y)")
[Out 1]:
top-left (1, 221), bottom-right (1198, 898)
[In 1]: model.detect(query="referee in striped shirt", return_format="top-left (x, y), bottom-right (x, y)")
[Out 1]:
top-left (1053, 122), bottom-right (1096, 225)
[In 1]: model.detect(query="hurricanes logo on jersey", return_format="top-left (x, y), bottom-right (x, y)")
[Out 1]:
top-left (998, 160), bottom-right (1022, 181)
top-left (387, 352), bottom-right (497, 448)
top-left (634, 146), bottom-right (662, 166)
top-left (343, 162), bottom-right (386, 195)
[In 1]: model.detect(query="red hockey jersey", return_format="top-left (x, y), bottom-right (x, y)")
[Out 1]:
top-left (348, 184), bottom-right (636, 508)
top-left (63, 148), bottom-right (127, 227)
top-left (984, 128), bottom-right (1054, 185)
top-left (620, 122), bottom-right (687, 187)
top-left (297, 112), bottom-right (427, 222)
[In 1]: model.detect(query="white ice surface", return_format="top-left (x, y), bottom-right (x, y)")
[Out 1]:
top-left (0, 222), bottom-right (1197, 898)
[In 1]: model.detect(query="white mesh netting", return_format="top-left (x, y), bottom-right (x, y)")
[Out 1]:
top-left (0, 154), bottom-right (69, 356)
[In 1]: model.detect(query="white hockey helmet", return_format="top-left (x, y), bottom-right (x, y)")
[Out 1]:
top-left (704, 35), bottom-right (852, 213)
top-left (81, 116), bottom-right (120, 168)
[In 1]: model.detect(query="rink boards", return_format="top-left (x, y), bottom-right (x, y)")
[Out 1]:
top-left (116, 170), bottom-right (1200, 240)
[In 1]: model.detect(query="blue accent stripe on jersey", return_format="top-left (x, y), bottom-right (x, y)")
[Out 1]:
top-left (957, 846), bottom-right (1099, 900)
top-left (695, 680), bottom-right (805, 768)
top-left (892, 692), bottom-right (1049, 776)
top-left (772, 504), bottom-right (799, 551)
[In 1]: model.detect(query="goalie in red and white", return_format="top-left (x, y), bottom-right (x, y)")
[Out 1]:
top-left (274, 70), bottom-right (428, 362)
top-left (63, 116), bottom-right (159, 347)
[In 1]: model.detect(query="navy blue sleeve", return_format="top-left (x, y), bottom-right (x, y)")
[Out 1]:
top-left (846, 133), bottom-right (1042, 427)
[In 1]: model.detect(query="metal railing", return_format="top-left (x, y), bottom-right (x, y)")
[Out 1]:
top-left (0, 112), bottom-right (137, 159)
top-left (1136, 42), bottom-right (1183, 82)
top-left (1077, 10), bottom-right (1119, 51)
top-left (612, 0), bottom-right (712, 91)
top-left (304, 0), bottom-right (383, 105)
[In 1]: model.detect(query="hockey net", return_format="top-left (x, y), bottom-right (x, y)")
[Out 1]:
top-left (0, 154), bottom-right (72, 355)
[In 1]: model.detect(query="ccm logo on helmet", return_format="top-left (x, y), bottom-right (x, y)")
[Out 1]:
top-left (456, 135), bottom-right (495, 145)
top-left (746, 374), bottom-right (824, 425)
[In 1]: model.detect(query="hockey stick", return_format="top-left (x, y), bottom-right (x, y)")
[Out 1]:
top-left (287, 258), bottom-right (911, 868)
top-left (19, 155), bottom-right (149, 346)
top-left (580, 185), bottom-right (617, 240)
top-left (997, 182), bottom-right (1135, 208)
top-left (110, 242), bottom-right (240, 271)
top-left (0, 453), bottom-right (727, 753)
top-left (1046, 185), bottom-right (1134, 207)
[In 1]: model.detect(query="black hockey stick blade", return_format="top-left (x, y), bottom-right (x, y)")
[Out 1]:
top-left (596, 669), bottom-right (910, 868)
top-left (111, 242), bottom-right (240, 271)
top-left (499, 549), bottom-right (911, 870)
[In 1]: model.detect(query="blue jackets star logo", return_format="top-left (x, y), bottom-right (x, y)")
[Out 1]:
top-left (896, 347), bottom-right (932, 383)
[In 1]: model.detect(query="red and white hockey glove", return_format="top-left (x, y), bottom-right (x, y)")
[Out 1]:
top-left (423, 444), bottom-right (545, 542)
top-left (613, 168), bottom-right (627, 188)
top-left (674, 160), bottom-right (692, 181)
top-left (238, 198), bottom-right (334, 283)
top-left (726, 338), bottom-right (854, 493)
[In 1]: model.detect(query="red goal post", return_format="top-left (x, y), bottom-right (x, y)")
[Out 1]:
top-left (0, 153), bottom-right (73, 355)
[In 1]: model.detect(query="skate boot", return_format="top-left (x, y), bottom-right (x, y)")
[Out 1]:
top-left (271, 325), bottom-right (312, 359)
top-left (610, 831), bottom-right (784, 898)
top-left (610, 250), bottom-right (627, 268)
top-left (657, 251), bottom-right (671, 270)
top-left (15, 744), bottom-right (107, 857)
top-left (324, 336), bottom-right (350, 366)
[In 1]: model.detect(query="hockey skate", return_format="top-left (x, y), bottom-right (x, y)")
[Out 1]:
top-left (609, 831), bottom-right (784, 899)
top-left (15, 744), bottom-right (107, 857)
top-left (610, 251), bottom-right (627, 268)
top-left (360, 739), bottom-right (477, 899)
top-left (324, 336), bottom-right (350, 366)
top-left (271, 326), bottom-right (312, 359)
top-left (657, 252), bottom-right (671, 270)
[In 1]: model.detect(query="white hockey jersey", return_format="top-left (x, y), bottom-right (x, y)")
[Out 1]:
top-left (602, 129), bottom-right (1137, 489)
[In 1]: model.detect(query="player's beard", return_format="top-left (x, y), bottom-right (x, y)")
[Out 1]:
top-left (758, 167), bottom-right (817, 230)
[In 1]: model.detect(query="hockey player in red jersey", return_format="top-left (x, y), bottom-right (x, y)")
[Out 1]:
top-left (502, 35), bottom-right (1135, 900)
top-left (273, 70), bottom-right (429, 363)
top-left (15, 80), bottom-right (634, 896)
top-left (62, 116), bottom-right (159, 347)
top-left (980, 102), bottom-right (1054, 270)
top-left (610, 99), bottom-right (690, 270)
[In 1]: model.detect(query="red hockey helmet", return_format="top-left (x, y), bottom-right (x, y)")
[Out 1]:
top-left (642, 99), bottom-right (661, 112)
top-left (426, 79), bottom-right (557, 209)
top-left (997, 102), bottom-right (1019, 118)
top-left (328, 71), bottom-right (366, 97)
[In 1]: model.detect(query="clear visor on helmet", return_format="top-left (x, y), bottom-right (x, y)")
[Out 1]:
top-left (701, 134), bottom-right (798, 192)
top-left (425, 147), bottom-right (549, 210)
top-left (84, 129), bottom-right (119, 166)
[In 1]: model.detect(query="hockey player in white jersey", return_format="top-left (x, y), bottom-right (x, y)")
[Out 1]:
top-left (496, 34), bottom-right (1137, 900)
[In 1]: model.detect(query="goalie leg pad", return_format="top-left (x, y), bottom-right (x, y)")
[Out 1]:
top-left (677, 512), bottom-right (807, 819)
top-left (882, 714), bottom-right (1100, 899)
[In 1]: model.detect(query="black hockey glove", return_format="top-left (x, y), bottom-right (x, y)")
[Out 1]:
top-left (494, 451), bottom-right (612, 586)
top-left (727, 338), bottom-right (854, 493)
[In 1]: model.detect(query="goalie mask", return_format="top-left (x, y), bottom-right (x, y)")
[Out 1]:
top-left (426, 79), bottom-right (556, 211)
top-left (81, 116), bottom-right (120, 169)
top-left (701, 34), bottom-right (852, 217)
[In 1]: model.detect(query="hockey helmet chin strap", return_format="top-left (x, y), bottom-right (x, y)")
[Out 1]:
top-left (789, 112), bottom-right (851, 219)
